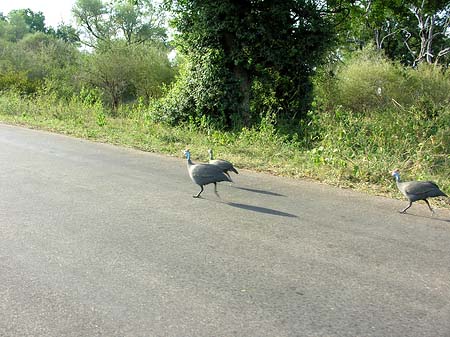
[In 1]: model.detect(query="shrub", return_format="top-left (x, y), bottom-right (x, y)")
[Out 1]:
top-left (0, 70), bottom-right (39, 94)
top-left (316, 46), bottom-right (450, 114)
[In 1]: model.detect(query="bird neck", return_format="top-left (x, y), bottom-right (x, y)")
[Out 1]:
top-left (185, 152), bottom-right (193, 166)
top-left (209, 151), bottom-right (213, 160)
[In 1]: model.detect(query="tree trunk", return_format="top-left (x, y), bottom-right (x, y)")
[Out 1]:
top-left (426, 16), bottom-right (434, 64)
top-left (223, 32), bottom-right (251, 126)
top-left (233, 64), bottom-right (251, 126)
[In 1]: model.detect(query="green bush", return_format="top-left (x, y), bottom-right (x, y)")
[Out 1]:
top-left (149, 59), bottom-right (196, 125)
top-left (0, 70), bottom-right (39, 94)
top-left (316, 46), bottom-right (450, 114)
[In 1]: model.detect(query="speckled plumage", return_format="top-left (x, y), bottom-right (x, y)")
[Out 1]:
top-left (184, 150), bottom-right (232, 198)
top-left (392, 169), bottom-right (447, 214)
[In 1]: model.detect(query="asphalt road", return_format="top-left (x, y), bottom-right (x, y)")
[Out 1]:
top-left (1, 123), bottom-right (449, 337)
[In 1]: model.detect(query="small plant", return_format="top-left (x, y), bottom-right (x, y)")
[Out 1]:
top-left (96, 110), bottom-right (107, 127)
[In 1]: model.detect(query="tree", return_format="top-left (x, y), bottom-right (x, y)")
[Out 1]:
top-left (0, 31), bottom-right (81, 95)
top-left (55, 23), bottom-right (81, 46)
top-left (73, 0), bottom-right (167, 49)
top-left (73, 0), bottom-right (174, 110)
top-left (0, 9), bottom-right (79, 45)
top-left (0, 13), bottom-right (8, 40)
top-left (334, 0), bottom-right (450, 67)
top-left (128, 43), bottom-right (175, 101)
top-left (5, 9), bottom-right (47, 40)
top-left (164, 0), bottom-right (335, 128)
top-left (3, 10), bottom-right (30, 41)
top-left (402, 1), bottom-right (450, 66)
top-left (18, 9), bottom-right (46, 33)
top-left (112, 0), bottom-right (167, 45)
top-left (82, 42), bottom-right (133, 110)
top-left (82, 40), bottom-right (174, 110)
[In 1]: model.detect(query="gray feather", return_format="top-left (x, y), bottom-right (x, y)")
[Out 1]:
top-left (400, 180), bottom-right (447, 201)
top-left (189, 162), bottom-right (232, 186)
top-left (208, 149), bottom-right (239, 176)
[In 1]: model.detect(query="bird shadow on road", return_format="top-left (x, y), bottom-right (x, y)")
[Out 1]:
top-left (401, 212), bottom-right (450, 223)
top-left (226, 202), bottom-right (298, 218)
top-left (230, 186), bottom-right (286, 197)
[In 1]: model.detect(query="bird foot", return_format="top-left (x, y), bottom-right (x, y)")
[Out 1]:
top-left (192, 195), bottom-right (202, 198)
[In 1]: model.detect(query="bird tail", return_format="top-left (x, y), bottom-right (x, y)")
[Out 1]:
top-left (437, 190), bottom-right (448, 197)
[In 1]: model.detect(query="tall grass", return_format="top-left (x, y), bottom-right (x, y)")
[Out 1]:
top-left (305, 107), bottom-right (449, 192)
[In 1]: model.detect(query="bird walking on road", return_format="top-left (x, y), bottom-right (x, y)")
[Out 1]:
top-left (207, 149), bottom-right (239, 178)
top-left (391, 169), bottom-right (447, 214)
top-left (184, 149), bottom-right (232, 198)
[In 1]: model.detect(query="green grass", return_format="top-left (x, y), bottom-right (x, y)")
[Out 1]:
top-left (0, 90), bottom-right (448, 209)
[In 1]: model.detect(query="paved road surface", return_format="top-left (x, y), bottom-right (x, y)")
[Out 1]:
top-left (1, 123), bottom-right (449, 337)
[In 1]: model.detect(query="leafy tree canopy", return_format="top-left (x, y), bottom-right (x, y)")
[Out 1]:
top-left (0, 8), bottom-right (80, 45)
top-left (334, 0), bottom-right (450, 66)
top-left (9, 9), bottom-right (46, 33)
top-left (163, 0), bottom-right (336, 128)
top-left (73, 0), bottom-right (167, 48)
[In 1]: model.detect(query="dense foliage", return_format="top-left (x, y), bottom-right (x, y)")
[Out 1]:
top-left (162, 0), bottom-right (336, 128)
top-left (0, 1), bottom-right (174, 109)
top-left (335, 0), bottom-right (450, 67)
top-left (316, 46), bottom-right (450, 113)
top-left (73, 0), bottom-right (167, 48)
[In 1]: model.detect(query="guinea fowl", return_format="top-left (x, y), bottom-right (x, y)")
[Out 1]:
top-left (391, 169), bottom-right (447, 214)
top-left (184, 149), bottom-right (232, 198)
top-left (207, 149), bottom-right (239, 178)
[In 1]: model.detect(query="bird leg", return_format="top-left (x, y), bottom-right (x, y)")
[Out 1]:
top-left (193, 185), bottom-right (204, 198)
top-left (400, 201), bottom-right (412, 214)
top-left (214, 182), bottom-right (221, 199)
top-left (424, 199), bottom-right (435, 215)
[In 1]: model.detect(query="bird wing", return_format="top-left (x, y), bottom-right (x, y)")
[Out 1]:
top-left (403, 181), bottom-right (442, 196)
top-left (191, 164), bottom-right (231, 182)
top-left (210, 159), bottom-right (231, 167)
top-left (209, 159), bottom-right (237, 172)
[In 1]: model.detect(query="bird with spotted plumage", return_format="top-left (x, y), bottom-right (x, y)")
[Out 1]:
top-left (391, 169), bottom-right (447, 215)
top-left (183, 149), bottom-right (232, 198)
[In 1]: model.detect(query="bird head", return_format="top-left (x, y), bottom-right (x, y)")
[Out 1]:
top-left (391, 169), bottom-right (400, 181)
top-left (183, 149), bottom-right (191, 160)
